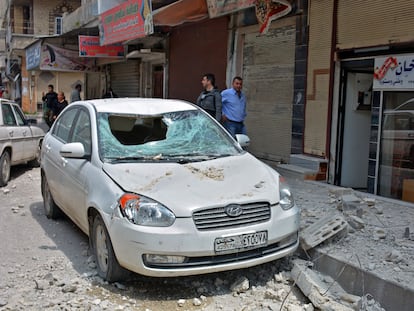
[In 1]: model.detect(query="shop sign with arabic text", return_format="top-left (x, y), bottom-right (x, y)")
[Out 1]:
top-left (206, 0), bottom-right (255, 18)
top-left (79, 36), bottom-right (124, 57)
top-left (373, 55), bottom-right (414, 90)
top-left (99, 0), bottom-right (153, 46)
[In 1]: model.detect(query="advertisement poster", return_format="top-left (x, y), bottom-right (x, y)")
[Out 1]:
top-left (40, 43), bottom-right (97, 72)
top-left (373, 55), bottom-right (414, 90)
top-left (79, 35), bottom-right (124, 57)
top-left (99, 0), bottom-right (153, 46)
top-left (26, 41), bottom-right (42, 71)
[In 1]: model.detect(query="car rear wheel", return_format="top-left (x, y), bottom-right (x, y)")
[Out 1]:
top-left (92, 214), bottom-right (127, 282)
top-left (0, 151), bottom-right (11, 187)
top-left (42, 175), bottom-right (61, 219)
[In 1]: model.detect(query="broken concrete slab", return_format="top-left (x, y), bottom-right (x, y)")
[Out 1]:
top-left (300, 213), bottom-right (348, 250)
top-left (347, 215), bottom-right (365, 230)
top-left (291, 259), bottom-right (357, 311)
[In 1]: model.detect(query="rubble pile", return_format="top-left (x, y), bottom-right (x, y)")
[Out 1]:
top-left (1, 167), bottom-right (413, 310)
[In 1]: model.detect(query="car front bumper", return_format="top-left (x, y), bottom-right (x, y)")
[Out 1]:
top-left (106, 204), bottom-right (300, 277)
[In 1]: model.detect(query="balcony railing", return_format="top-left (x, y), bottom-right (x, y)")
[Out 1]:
top-left (62, 0), bottom-right (98, 34)
top-left (11, 18), bottom-right (34, 35)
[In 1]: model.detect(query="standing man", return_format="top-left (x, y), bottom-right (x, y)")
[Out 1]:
top-left (195, 73), bottom-right (222, 121)
top-left (221, 76), bottom-right (247, 137)
top-left (42, 84), bottom-right (58, 128)
top-left (70, 83), bottom-right (82, 103)
top-left (51, 91), bottom-right (68, 123)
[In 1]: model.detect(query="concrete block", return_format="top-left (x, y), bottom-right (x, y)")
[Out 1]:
top-left (347, 215), bottom-right (365, 230)
top-left (300, 213), bottom-right (348, 250)
top-left (291, 259), bottom-right (356, 311)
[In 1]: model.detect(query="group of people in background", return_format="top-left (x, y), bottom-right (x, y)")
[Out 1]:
top-left (196, 74), bottom-right (247, 138)
top-left (42, 84), bottom-right (70, 128)
top-left (41, 75), bottom-right (245, 137)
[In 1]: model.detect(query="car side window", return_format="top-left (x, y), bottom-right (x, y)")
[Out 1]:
top-left (71, 109), bottom-right (92, 155)
top-left (53, 108), bottom-right (78, 143)
top-left (1, 104), bottom-right (16, 126)
top-left (13, 105), bottom-right (26, 126)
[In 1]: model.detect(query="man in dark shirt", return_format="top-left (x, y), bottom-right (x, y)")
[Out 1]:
top-left (42, 84), bottom-right (58, 128)
top-left (195, 73), bottom-right (222, 121)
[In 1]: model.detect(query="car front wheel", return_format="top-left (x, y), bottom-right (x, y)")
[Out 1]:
top-left (0, 151), bottom-right (11, 187)
top-left (42, 175), bottom-right (61, 219)
top-left (92, 214), bottom-right (127, 282)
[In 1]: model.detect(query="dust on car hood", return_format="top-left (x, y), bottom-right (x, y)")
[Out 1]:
top-left (102, 153), bottom-right (279, 217)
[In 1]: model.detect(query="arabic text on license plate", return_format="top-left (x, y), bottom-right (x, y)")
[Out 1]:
top-left (214, 231), bottom-right (268, 253)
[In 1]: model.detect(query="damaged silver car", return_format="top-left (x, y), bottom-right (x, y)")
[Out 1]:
top-left (40, 98), bottom-right (300, 281)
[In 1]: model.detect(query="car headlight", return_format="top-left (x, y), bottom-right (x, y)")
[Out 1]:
top-left (279, 176), bottom-right (295, 210)
top-left (119, 193), bottom-right (175, 226)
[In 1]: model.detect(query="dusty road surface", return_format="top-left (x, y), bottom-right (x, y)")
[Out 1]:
top-left (0, 166), bottom-right (311, 311)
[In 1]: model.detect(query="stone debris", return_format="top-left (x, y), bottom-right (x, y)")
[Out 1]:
top-left (193, 297), bottom-right (202, 306)
top-left (291, 259), bottom-right (358, 311)
top-left (177, 299), bottom-right (186, 307)
top-left (385, 249), bottom-right (404, 263)
top-left (300, 213), bottom-right (348, 250)
top-left (230, 276), bottom-right (250, 293)
top-left (341, 193), bottom-right (362, 210)
top-left (347, 215), bottom-right (365, 230)
top-left (358, 294), bottom-right (386, 311)
top-left (373, 229), bottom-right (387, 240)
top-left (363, 197), bottom-right (376, 206)
top-left (0, 298), bottom-right (8, 307)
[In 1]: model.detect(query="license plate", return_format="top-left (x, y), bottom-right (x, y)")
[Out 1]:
top-left (214, 231), bottom-right (268, 253)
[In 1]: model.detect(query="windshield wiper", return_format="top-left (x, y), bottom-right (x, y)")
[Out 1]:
top-left (107, 155), bottom-right (162, 163)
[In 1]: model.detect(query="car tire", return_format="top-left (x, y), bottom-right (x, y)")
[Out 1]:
top-left (92, 214), bottom-right (127, 282)
top-left (29, 142), bottom-right (41, 167)
top-left (0, 151), bottom-right (11, 187)
top-left (42, 175), bottom-right (61, 219)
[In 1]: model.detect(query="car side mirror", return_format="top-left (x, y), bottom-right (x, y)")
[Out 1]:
top-left (236, 134), bottom-right (250, 148)
top-left (60, 142), bottom-right (86, 159)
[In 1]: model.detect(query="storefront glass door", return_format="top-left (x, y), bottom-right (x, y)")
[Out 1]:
top-left (378, 91), bottom-right (414, 202)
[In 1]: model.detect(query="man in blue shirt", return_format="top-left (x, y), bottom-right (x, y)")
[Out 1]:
top-left (221, 76), bottom-right (247, 137)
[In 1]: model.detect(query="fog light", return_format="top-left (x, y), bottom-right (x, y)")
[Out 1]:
top-left (144, 254), bottom-right (186, 264)
top-left (279, 232), bottom-right (298, 247)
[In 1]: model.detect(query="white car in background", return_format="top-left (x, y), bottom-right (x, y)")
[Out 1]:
top-left (40, 98), bottom-right (300, 281)
top-left (0, 99), bottom-right (44, 186)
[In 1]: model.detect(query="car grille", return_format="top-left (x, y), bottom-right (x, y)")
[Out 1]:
top-left (193, 202), bottom-right (271, 231)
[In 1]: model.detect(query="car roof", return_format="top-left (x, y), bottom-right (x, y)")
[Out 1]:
top-left (80, 98), bottom-right (198, 115)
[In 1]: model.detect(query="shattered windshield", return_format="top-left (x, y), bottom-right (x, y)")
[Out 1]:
top-left (97, 110), bottom-right (241, 162)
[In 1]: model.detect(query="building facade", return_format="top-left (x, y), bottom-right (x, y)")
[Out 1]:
top-left (305, 0), bottom-right (414, 203)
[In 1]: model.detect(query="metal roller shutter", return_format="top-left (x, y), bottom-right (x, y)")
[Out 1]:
top-left (110, 60), bottom-right (140, 97)
top-left (337, 0), bottom-right (414, 50)
top-left (242, 23), bottom-right (295, 163)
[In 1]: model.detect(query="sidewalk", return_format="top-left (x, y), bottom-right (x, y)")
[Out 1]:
top-left (286, 176), bottom-right (414, 310)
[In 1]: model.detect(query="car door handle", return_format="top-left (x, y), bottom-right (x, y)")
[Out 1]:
top-left (8, 130), bottom-right (13, 137)
top-left (45, 144), bottom-right (51, 152)
top-left (61, 157), bottom-right (68, 167)
top-left (22, 130), bottom-right (27, 136)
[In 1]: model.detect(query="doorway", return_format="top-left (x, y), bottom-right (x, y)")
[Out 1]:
top-left (336, 60), bottom-right (374, 189)
top-left (152, 65), bottom-right (164, 98)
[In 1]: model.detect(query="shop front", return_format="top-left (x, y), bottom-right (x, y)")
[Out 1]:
top-left (373, 55), bottom-right (414, 203)
top-left (333, 54), bottom-right (414, 203)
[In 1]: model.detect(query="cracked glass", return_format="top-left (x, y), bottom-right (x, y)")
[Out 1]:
top-left (97, 110), bottom-right (241, 162)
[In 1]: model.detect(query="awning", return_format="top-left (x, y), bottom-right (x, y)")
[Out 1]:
top-left (153, 0), bottom-right (208, 27)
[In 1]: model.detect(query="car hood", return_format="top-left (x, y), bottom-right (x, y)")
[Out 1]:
top-left (102, 153), bottom-right (280, 217)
